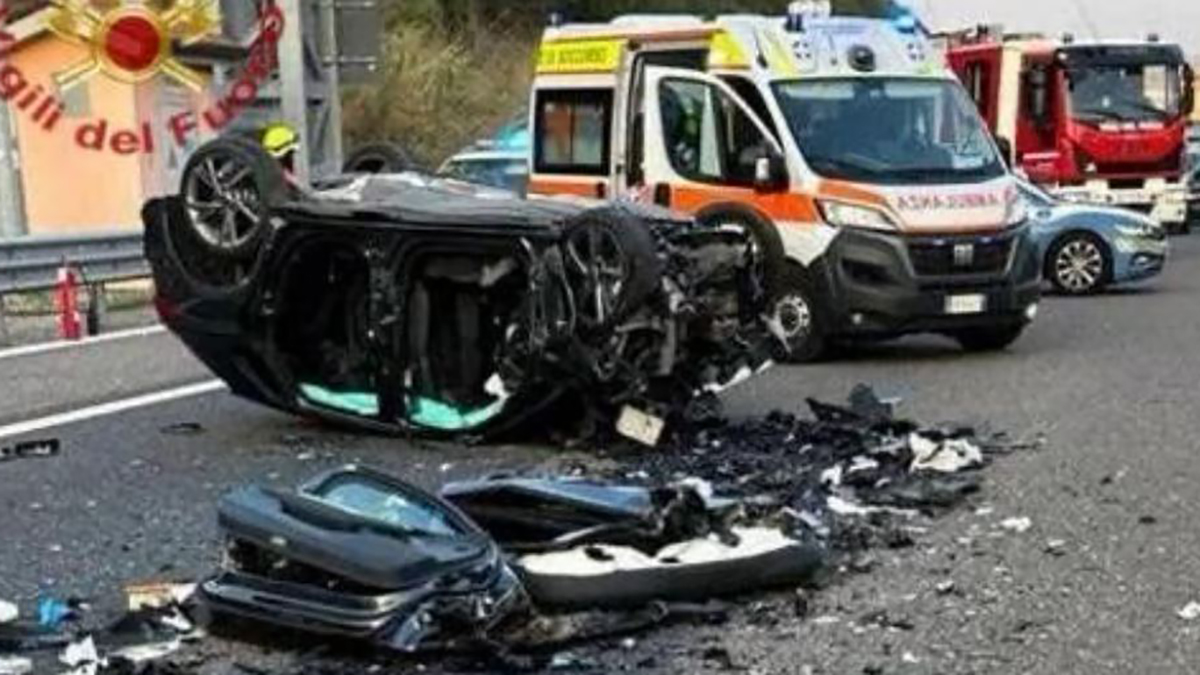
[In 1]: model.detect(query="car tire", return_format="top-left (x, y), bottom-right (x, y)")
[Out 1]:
top-left (343, 142), bottom-right (413, 174)
top-left (694, 204), bottom-right (786, 303)
top-left (562, 208), bottom-right (663, 329)
top-left (773, 265), bottom-right (827, 364)
top-left (953, 324), bottom-right (1026, 352)
top-left (180, 136), bottom-right (289, 261)
top-left (1046, 232), bottom-right (1111, 295)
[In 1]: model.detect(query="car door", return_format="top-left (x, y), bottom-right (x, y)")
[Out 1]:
top-left (635, 67), bottom-right (805, 220)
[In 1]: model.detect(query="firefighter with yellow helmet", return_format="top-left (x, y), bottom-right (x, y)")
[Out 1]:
top-left (261, 122), bottom-right (300, 178)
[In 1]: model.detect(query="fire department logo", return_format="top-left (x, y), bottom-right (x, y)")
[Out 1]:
top-left (47, 0), bottom-right (220, 91)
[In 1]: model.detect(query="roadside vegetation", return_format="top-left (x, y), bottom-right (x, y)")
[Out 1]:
top-left (342, 0), bottom-right (887, 167)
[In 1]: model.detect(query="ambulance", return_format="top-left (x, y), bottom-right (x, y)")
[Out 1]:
top-left (527, 1), bottom-right (1041, 361)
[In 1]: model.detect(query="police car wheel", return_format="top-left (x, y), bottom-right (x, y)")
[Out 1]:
top-left (774, 267), bottom-right (826, 364)
top-left (1047, 233), bottom-right (1110, 295)
top-left (181, 137), bottom-right (288, 261)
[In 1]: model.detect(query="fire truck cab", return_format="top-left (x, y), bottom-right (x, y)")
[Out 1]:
top-left (945, 28), bottom-right (1195, 231)
top-left (528, 2), bottom-right (1041, 361)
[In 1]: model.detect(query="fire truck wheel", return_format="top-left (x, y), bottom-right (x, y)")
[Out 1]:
top-left (180, 137), bottom-right (289, 261)
top-left (1046, 232), bottom-right (1111, 295)
top-left (952, 324), bottom-right (1027, 353)
top-left (773, 265), bottom-right (827, 364)
top-left (343, 142), bottom-right (413, 174)
top-left (562, 208), bottom-right (663, 329)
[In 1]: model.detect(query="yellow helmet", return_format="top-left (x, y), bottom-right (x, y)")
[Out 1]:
top-left (262, 123), bottom-right (300, 158)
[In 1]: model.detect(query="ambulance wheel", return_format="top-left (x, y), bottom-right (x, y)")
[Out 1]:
top-left (694, 204), bottom-right (786, 305)
top-left (774, 265), bottom-right (827, 364)
top-left (180, 137), bottom-right (288, 261)
top-left (562, 208), bottom-right (663, 329)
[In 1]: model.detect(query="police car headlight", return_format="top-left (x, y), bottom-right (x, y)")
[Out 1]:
top-left (818, 200), bottom-right (898, 232)
top-left (1116, 222), bottom-right (1162, 239)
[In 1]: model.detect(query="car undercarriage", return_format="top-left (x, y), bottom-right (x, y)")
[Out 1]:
top-left (143, 138), bottom-right (779, 442)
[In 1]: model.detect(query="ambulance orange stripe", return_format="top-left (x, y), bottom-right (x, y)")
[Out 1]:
top-left (817, 180), bottom-right (891, 209)
top-left (528, 178), bottom-right (606, 198)
top-left (669, 185), bottom-right (820, 224)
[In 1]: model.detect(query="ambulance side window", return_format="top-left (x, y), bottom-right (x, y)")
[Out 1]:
top-left (534, 89), bottom-right (613, 176)
top-left (659, 78), bottom-right (769, 187)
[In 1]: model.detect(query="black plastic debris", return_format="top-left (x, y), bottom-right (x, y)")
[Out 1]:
top-left (603, 386), bottom-right (1022, 559)
top-left (0, 439), bottom-right (60, 463)
top-left (159, 423), bottom-right (205, 437)
top-left (440, 477), bottom-right (736, 553)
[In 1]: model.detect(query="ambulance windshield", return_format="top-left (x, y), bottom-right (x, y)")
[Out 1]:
top-left (774, 78), bottom-right (1005, 185)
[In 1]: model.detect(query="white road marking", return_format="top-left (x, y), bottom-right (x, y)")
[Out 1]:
top-left (0, 380), bottom-right (227, 441)
top-left (0, 325), bottom-right (168, 362)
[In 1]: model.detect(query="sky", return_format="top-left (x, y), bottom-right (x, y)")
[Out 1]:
top-left (917, 0), bottom-right (1200, 59)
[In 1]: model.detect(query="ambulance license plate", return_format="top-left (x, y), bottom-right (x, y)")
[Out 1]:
top-left (945, 294), bottom-right (986, 315)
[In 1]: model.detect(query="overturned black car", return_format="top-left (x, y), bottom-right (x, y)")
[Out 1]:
top-left (143, 138), bottom-right (778, 441)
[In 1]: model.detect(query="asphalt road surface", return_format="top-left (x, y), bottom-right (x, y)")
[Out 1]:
top-left (4, 237), bottom-right (1200, 674)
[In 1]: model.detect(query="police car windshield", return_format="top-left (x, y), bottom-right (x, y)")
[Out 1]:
top-left (774, 78), bottom-right (1005, 185)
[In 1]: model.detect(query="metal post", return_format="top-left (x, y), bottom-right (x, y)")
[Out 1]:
top-left (0, 294), bottom-right (9, 347)
top-left (278, 0), bottom-right (311, 183)
top-left (0, 100), bottom-right (26, 237)
top-left (320, 0), bottom-right (344, 170)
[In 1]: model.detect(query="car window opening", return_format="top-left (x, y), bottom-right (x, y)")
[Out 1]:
top-left (403, 253), bottom-right (530, 431)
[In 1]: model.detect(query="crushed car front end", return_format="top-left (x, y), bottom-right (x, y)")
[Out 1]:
top-left (145, 139), bottom-right (777, 442)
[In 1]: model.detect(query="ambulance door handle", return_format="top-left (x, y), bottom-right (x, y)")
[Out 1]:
top-left (653, 183), bottom-right (671, 207)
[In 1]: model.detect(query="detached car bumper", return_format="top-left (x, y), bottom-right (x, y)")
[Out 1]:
top-left (815, 226), bottom-right (1041, 338)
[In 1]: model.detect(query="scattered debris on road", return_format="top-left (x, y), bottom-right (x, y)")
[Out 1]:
top-left (999, 517), bottom-right (1033, 534)
top-left (1178, 602), bottom-right (1200, 621)
top-left (159, 423), bottom-right (205, 437)
top-left (0, 439), bottom-right (60, 464)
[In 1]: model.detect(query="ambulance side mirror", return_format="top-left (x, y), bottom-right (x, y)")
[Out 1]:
top-left (754, 150), bottom-right (788, 193)
top-left (995, 136), bottom-right (1014, 169)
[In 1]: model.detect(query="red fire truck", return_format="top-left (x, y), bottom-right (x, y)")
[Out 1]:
top-left (943, 27), bottom-right (1195, 231)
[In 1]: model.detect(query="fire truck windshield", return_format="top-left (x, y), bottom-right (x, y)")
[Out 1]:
top-left (1067, 63), bottom-right (1183, 124)
top-left (774, 78), bottom-right (1005, 185)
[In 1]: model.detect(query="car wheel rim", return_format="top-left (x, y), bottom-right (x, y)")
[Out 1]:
top-left (184, 151), bottom-right (263, 251)
top-left (776, 293), bottom-right (812, 344)
top-left (565, 227), bottom-right (627, 326)
top-left (1055, 239), bottom-right (1103, 292)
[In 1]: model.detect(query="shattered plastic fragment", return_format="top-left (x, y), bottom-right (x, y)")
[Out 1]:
top-left (0, 657), bottom-right (31, 675)
top-left (999, 517), bottom-right (1033, 534)
top-left (0, 601), bottom-right (16, 624)
top-left (910, 434), bottom-right (983, 473)
top-left (1178, 602), bottom-right (1200, 621)
top-left (124, 582), bottom-right (196, 611)
top-left (616, 406), bottom-right (666, 447)
top-left (0, 439), bottom-right (61, 463)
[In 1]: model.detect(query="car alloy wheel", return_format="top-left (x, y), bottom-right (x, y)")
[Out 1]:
top-left (184, 150), bottom-right (265, 253)
top-left (1053, 237), bottom-right (1105, 294)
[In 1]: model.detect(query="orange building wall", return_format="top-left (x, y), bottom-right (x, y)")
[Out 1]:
top-left (11, 36), bottom-right (147, 233)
